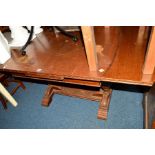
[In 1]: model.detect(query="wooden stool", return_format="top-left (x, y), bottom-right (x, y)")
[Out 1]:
top-left (0, 74), bottom-right (26, 109)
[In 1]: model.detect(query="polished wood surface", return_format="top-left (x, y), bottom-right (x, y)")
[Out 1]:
top-left (0, 26), bottom-right (153, 86)
top-left (99, 26), bottom-right (151, 85)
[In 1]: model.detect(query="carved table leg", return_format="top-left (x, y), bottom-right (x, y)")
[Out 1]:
top-left (97, 87), bottom-right (112, 120)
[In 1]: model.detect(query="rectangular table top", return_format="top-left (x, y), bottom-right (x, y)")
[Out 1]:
top-left (0, 27), bottom-right (154, 86)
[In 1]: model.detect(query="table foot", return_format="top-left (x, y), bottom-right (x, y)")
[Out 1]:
top-left (97, 87), bottom-right (112, 120)
top-left (42, 85), bottom-right (61, 106)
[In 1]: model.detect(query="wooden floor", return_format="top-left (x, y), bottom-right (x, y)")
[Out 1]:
top-left (0, 26), bottom-right (154, 86)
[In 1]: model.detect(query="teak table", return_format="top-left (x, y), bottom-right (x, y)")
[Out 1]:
top-left (0, 26), bottom-right (155, 124)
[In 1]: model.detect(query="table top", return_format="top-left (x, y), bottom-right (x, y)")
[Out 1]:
top-left (0, 26), bottom-right (154, 86)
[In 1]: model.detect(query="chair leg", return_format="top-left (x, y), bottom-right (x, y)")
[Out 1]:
top-left (0, 76), bottom-right (26, 109)
top-left (19, 81), bottom-right (26, 90)
top-left (0, 83), bottom-right (18, 107)
top-left (7, 79), bottom-right (26, 90)
top-left (0, 94), bottom-right (7, 109)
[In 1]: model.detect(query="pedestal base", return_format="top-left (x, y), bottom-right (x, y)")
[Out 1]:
top-left (42, 84), bottom-right (112, 120)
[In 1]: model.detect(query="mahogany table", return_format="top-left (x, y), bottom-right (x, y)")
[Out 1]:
top-left (0, 26), bottom-right (155, 122)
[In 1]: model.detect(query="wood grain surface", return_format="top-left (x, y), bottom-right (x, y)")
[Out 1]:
top-left (0, 26), bottom-right (153, 86)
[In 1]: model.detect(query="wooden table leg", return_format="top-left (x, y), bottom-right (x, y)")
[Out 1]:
top-left (42, 84), bottom-right (112, 120)
top-left (97, 87), bottom-right (112, 120)
top-left (42, 85), bottom-right (61, 106)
